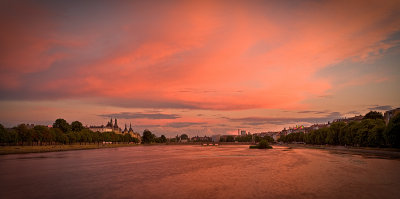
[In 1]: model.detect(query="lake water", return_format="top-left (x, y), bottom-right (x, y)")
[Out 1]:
top-left (0, 145), bottom-right (399, 199)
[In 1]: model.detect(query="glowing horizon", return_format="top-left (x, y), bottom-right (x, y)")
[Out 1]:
top-left (0, 0), bottom-right (399, 136)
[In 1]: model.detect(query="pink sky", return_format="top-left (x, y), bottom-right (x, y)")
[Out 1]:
top-left (0, 0), bottom-right (399, 137)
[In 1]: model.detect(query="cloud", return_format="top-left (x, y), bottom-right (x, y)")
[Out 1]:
top-left (0, 0), bottom-right (399, 111)
top-left (297, 110), bottom-right (329, 114)
top-left (227, 112), bottom-right (342, 126)
top-left (346, 111), bottom-right (361, 115)
top-left (134, 124), bottom-right (162, 128)
top-left (368, 105), bottom-right (393, 111)
top-left (98, 112), bottom-right (180, 119)
top-left (166, 122), bottom-right (207, 128)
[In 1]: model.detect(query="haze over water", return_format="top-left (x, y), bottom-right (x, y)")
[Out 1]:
top-left (0, 145), bottom-right (399, 199)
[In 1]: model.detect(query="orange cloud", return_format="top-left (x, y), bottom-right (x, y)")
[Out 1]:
top-left (0, 0), bottom-right (399, 112)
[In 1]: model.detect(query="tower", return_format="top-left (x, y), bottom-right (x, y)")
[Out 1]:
top-left (123, 124), bottom-right (128, 134)
top-left (114, 118), bottom-right (118, 128)
top-left (129, 122), bottom-right (133, 133)
top-left (106, 118), bottom-right (113, 128)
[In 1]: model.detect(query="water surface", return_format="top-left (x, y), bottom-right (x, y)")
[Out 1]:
top-left (0, 145), bottom-right (399, 199)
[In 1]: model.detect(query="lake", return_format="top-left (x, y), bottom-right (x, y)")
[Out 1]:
top-left (0, 145), bottom-right (399, 199)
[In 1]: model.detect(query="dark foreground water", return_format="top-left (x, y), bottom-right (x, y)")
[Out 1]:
top-left (0, 145), bottom-right (399, 199)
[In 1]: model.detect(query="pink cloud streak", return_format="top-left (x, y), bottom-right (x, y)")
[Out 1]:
top-left (0, 0), bottom-right (399, 111)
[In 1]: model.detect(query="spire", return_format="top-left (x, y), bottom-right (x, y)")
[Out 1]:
top-left (114, 118), bottom-right (118, 127)
top-left (129, 122), bottom-right (133, 132)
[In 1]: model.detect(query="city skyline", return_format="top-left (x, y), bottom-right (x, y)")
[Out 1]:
top-left (1, 0), bottom-right (400, 137)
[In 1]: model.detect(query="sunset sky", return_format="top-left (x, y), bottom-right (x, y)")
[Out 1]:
top-left (0, 0), bottom-right (399, 137)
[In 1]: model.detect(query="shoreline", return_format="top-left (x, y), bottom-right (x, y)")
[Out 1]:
top-left (281, 144), bottom-right (400, 159)
top-left (0, 144), bottom-right (139, 155)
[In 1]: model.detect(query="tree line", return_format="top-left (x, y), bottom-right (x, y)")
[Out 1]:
top-left (278, 111), bottom-right (400, 148)
top-left (219, 135), bottom-right (274, 143)
top-left (0, 118), bottom-right (140, 146)
top-left (142, 129), bottom-right (167, 143)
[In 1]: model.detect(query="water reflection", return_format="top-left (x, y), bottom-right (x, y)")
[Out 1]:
top-left (0, 145), bottom-right (399, 199)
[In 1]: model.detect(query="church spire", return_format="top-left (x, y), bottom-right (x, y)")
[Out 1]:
top-left (129, 122), bottom-right (133, 132)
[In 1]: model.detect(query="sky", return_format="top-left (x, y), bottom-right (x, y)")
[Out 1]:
top-left (0, 0), bottom-right (400, 137)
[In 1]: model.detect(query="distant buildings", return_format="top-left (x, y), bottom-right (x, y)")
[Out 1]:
top-left (333, 115), bottom-right (363, 123)
top-left (384, 108), bottom-right (400, 124)
top-left (191, 135), bottom-right (212, 142)
top-left (212, 135), bottom-right (221, 142)
top-left (254, 131), bottom-right (281, 141)
top-left (89, 118), bottom-right (120, 133)
top-left (89, 118), bottom-right (141, 140)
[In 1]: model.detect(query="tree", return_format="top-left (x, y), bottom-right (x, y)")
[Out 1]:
top-left (180, 134), bottom-right (188, 140)
top-left (160, 135), bottom-right (167, 143)
top-left (71, 121), bottom-right (83, 132)
top-left (0, 124), bottom-right (8, 144)
top-left (327, 122), bottom-right (346, 145)
top-left (33, 125), bottom-right (48, 145)
top-left (343, 121), bottom-right (359, 146)
top-left (363, 111), bottom-right (384, 120)
top-left (53, 118), bottom-right (71, 133)
top-left (226, 136), bottom-right (235, 142)
top-left (14, 124), bottom-right (34, 145)
top-left (264, 135), bottom-right (275, 143)
top-left (250, 139), bottom-right (272, 149)
top-left (355, 119), bottom-right (383, 147)
top-left (367, 120), bottom-right (386, 147)
top-left (257, 140), bottom-right (272, 149)
top-left (385, 114), bottom-right (400, 148)
top-left (123, 134), bottom-right (132, 142)
top-left (142, 129), bottom-right (155, 143)
top-left (51, 128), bottom-right (67, 144)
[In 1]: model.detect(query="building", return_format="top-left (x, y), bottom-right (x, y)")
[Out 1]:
top-left (90, 118), bottom-right (121, 133)
top-left (191, 135), bottom-right (212, 142)
top-left (122, 123), bottom-right (141, 141)
top-left (90, 118), bottom-right (141, 141)
top-left (240, 130), bottom-right (246, 136)
top-left (212, 135), bottom-right (221, 142)
top-left (333, 115), bottom-right (363, 123)
top-left (384, 108), bottom-right (400, 124)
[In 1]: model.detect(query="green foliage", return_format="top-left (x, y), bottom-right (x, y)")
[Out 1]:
top-left (180, 134), bottom-right (188, 140)
top-left (0, 124), bottom-right (8, 144)
top-left (249, 140), bottom-right (272, 149)
top-left (142, 129), bottom-right (155, 143)
top-left (160, 135), bottom-right (167, 143)
top-left (385, 114), bottom-right (400, 148)
top-left (71, 121), bottom-right (83, 132)
top-left (258, 140), bottom-right (272, 149)
top-left (226, 135), bottom-right (235, 142)
top-left (0, 121), bottom-right (141, 145)
top-left (53, 118), bottom-right (71, 133)
top-left (281, 119), bottom-right (389, 147)
top-left (235, 134), bottom-right (252, 142)
top-left (363, 111), bottom-right (384, 120)
top-left (278, 132), bottom-right (304, 143)
top-left (326, 122), bottom-right (346, 145)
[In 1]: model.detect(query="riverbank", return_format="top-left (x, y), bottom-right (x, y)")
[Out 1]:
top-left (0, 144), bottom-right (139, 155)
top-left (281, 143), bottom-right (400, 159)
